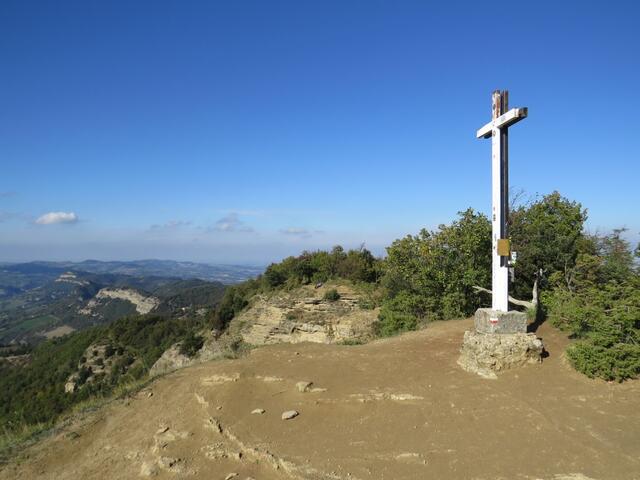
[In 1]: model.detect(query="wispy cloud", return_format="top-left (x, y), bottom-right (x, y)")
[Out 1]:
top-left (279, 227), bottom-right (323, 239)
top-left (148, 220), bottom-right (192, 231)
top-left (212, 213), bottom-right (254, 233)
top-left (0, 211), bottom-right (13, 222)
top-left (35, 211), bottom-right (79, 225)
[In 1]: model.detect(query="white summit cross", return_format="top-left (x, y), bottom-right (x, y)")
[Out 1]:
top-left (476, 90), bottom-right (527, 312)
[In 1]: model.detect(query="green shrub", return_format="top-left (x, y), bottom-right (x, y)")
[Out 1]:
top-left (566, 342), bottom-right (640, 382)
top-left (375, 307), bottom-right (417, 337)
top-left (286, 310), bottom-right (303, 321)
top-left (382, 208), bottom-right (492, 321)
top-left (179, 331), bottom-right (204, 358)
top-left (357, 298), bottom-right (375, 310)
top-left (545, 256), bottom-right (640, 381)
top-left (323, 289), bottom-right (341, 301)
top-left (375, 292), bottom-right (423, 337)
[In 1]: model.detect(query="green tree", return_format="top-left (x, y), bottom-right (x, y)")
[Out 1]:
top-left (510, 191), bottom-right (587, 299)
top-left (380, 208), bottom-right (491, 334)
top-left (544, 231), bottom-right (640, 381)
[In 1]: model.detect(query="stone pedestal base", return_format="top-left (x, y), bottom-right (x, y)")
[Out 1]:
top-left (474, 308), bottom-right (527, 334)
top-left (457, 330), bottom-right (544, 379)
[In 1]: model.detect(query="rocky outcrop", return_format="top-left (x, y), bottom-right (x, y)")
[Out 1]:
top-left (79, 288), bottom-right (159, 316)
top-left (55, 271), bottom-right (89, 286)
top-left (230, 284), bottom-right (377, 346)
top-left (149, 283), bottom-right (377, 378)
top-left (65, 343), bottom-right (128, 393)
top-left (457, 330), bottom-right (544, 379)
top-left (148, 345), bottom-right (193, 378)
top-left (149, 331), bottom-right (240, 378)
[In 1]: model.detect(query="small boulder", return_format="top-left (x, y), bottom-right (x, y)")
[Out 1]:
top-left (281, 410), bottom-right (299, 420)
top-left (251, 408), bottom-right (266, 415)
top-left (296, 381), bottom-right (313, 393)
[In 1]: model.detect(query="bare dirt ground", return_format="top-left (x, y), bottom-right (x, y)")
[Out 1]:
top-left (2, 319), bottom-right (639, 480)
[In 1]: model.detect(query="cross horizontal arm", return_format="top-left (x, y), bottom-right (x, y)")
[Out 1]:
top-left (476, 107), bottom-right (528, 139)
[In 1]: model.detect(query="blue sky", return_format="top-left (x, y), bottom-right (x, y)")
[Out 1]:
top-left (1, 1), bottom-right (639, 264)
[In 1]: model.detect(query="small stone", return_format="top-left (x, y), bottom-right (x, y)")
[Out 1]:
top-left (281, 410), bottom-right (299, 420)
top-left (225, 473), bottom-right (239, 480)
top-left (251, 408), bottom-right (266, 415)
top-left (205, 417), bottom-right (223, 433)
top-left (296, 381), bottom-right (313, 392)
top-left (139, 461), bottom-right (157, 477)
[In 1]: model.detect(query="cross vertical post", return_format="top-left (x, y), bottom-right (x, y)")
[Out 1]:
top-left (477, 90), bottom-right (527, 314)
top-left (491, 91), bottom-right (508, 311)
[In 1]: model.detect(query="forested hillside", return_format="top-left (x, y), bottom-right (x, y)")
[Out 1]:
top-left (0, 265), bottom-right (226, 345)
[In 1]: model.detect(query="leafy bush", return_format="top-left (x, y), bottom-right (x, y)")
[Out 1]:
top-left (179, 331), bottom-right (204, 358)
top-left (263, 246), bottom-right (381, 289)
top-left (509, 191), bottom-right (587, 299)
top-left (323, 289), bottom-right (341, 301)
top-left (544, 244), bottom-right (640, 381)
top-left (375, 291), bottom-right (421, 336)
top-left (566, 342), bottom-right (640, 382)
top-left (381, 208), bottom-right (491, 332)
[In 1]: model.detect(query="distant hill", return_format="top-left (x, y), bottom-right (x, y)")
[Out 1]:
top-left (0, 260), bottom-right (248, 345)
top-left (2, 260), bottom-right (263, 285)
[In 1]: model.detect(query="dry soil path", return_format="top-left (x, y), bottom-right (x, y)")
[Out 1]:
top-left (2, 319), bottom-right (639, 480)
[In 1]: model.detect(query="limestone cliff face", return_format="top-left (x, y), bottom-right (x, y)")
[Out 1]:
top-left (78, 288), bottom-right (160, 316)
top-left (229, 283), bottom-right (378, 346)
top-left (149, 283), bottom-right (378, 377)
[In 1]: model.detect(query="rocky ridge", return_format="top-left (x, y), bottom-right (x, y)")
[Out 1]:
top-left (149, 283), bottom-right (378, 377)
top-left (79, 288), bottom-right (160, 316)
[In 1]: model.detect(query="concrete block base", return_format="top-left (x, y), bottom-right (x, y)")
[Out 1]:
top-left (474, 308), bottom-right (527, 334)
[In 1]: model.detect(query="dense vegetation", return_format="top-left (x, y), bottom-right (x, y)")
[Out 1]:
top-left (0, 314), bottom-right (205, 431)
top-left (543, 230), bottom-right (640, 381)
top-left (379, 208), bottom-right (491, 335)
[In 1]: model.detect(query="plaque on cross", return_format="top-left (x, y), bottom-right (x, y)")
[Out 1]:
top-left (476, 90), bottom-right (527, 312)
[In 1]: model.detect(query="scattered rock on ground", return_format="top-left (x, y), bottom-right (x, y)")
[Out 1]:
top-left (251, 408), bottom-right (266, 415)
top-left (281, 410), bottom-right (299, 420)
top-left (296, 381), bottom-right (313, 392)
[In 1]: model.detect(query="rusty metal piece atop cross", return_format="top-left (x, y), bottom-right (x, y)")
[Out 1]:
top-left (476, 90), bottom-right (527, 312)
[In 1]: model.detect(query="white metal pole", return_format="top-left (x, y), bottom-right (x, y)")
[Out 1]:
top-left (491, 92), bottom-right (509, 312)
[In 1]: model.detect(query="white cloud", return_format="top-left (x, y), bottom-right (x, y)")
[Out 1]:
top-left (148, 220), bottom-right (192, 231)
top-left (35, 211), bottom-right (79, 225)
top-left (212, 213), bottom-right (253, 233)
